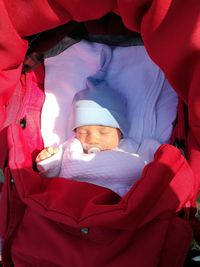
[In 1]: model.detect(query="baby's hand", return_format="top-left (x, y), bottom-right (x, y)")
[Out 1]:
top-left (35, 147), bottom-right (59, 163)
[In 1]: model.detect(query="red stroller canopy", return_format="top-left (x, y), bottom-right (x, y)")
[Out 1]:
top-left (0, 2), bottom-right (200, 266)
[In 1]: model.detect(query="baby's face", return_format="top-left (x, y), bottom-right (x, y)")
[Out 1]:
top-left (75, 125), bottom-right (122, 153)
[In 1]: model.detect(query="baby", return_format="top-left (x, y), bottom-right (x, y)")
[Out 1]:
top-left (36, 125), bottom-right (121, 160)
top-left (36, 77), bottom-right (160, 196)
top-left (36, 76), bottom-right (127, 158)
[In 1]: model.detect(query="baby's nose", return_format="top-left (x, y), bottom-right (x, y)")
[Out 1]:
top-left (87, 132), bottom-right (100, 144)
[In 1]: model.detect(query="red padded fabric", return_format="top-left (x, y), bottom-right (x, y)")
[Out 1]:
top-left (2, 115), bottom-right (194, 266)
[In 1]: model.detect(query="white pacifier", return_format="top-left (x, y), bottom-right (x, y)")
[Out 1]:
top-left (88, 147), bottom-right (101, 154)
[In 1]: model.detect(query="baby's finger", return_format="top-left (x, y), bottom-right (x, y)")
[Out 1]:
top-left (46, 146), bottom-right (59, 155)
top-left (53, 147), bottom-right (59, 154)
top-left (35, 155), bottom-right (41, 163)
top-left (46, 147), bottom-right (54, 155)
top-left (36, 149), bottom-right (52, 162)
top-left (35, 154), bottom-right (44, 162)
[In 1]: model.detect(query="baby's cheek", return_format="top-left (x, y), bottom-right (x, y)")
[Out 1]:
top-left (102, 138), bottom-right (119, 150)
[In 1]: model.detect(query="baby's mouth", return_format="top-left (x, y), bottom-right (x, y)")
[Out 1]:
top-left (82, 143), bottom-right (103, 154)
top-left (87, 147), bottom-right (101, 154)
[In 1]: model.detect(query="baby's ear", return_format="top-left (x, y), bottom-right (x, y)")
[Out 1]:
top-left (118, 129), bottom-right (123, 139)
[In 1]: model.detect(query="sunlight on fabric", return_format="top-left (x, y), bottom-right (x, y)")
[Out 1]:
top-left (41, 93), bottom-right (60, 146)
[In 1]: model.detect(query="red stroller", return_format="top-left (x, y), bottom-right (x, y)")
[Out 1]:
top-left (0, 1), bottom-right (200, 267)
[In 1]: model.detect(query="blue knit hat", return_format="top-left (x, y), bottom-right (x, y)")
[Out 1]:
top-left (71, 46), bottom-right (129, 137)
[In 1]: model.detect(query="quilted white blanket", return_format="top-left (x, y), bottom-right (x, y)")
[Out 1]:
top-left (37, 137), bottom-right (161, 196)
